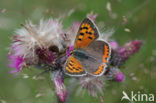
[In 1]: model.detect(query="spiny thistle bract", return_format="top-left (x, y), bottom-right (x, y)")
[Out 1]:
top-left (8, 13), bottom-right (142, 102)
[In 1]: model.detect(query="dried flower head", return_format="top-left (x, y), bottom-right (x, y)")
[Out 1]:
top-left (8, 18), bottom-right (67, 72)
top-left (78, 75), bottom-right (106, 97)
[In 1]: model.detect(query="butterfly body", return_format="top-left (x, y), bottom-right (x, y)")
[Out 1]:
top-left (64, 18), bottom-right (111, 76)
top-left (73, 49), bottom-right (97, 62)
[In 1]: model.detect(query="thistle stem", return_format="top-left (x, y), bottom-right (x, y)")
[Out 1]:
top-left (57, 78), bottom-right (76, 103)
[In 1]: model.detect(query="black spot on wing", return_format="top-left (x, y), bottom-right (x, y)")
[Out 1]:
top-left (67, 65), bottom-right (73, 70)
top-left (88, 36), bottom-right (93, 40)
top-left (80, 33), bottom-right (84, 35)
top-left (69, 63), bottom-right (73, 66)
top-left (78, 38), bottom-right (82, 41)
top-left (83, 27), bottom-right (88, 29)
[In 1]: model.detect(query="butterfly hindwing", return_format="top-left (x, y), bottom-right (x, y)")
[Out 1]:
top-left (64, 56), bottom-right (86, 76)
top-left (74, 18), bottom-right (99, 48)
top-left (102, 41), bottom-right (111, 64)
top-left (80, 40), bottom-right (111, 76)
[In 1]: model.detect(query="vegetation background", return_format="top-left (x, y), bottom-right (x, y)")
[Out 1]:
top-left (0, 0), bottom-right (156, 103)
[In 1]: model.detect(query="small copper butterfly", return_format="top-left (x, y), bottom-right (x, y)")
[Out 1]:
top-left (64, 17), bottom-right (111, 76)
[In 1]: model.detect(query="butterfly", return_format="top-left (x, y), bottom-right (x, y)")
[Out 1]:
top-left (64, 17), bottom-right (111, 76)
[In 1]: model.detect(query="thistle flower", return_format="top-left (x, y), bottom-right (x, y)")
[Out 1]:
top-left (105, 67), bottom-right (125, 82)
top-left (51, 70), bottom-right (66, 102)
top-left (118, 40), bottom-right (143, 61)
top-left (8, 43), bottom-right (25, 73)
top-left (110, 50), bottom-right (123, 66)
top-left (35, 48), bottom-right (54, 63)
top-left (78, 75), bottom-right (106, 97)
top-left (8, 55), bottom-right (25, 73)
top-left (115, 72), bottom-right (125, 82)
top-left (109, 40), bottom-right (119, 50)
top-left (8, 18), bottom-right (66, 72)
top-left (110, 40), bottom-right (143, 66)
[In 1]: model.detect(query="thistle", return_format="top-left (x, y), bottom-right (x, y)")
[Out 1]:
top-left (51, 70), bottom-right (66, 102)
top-left (8, 13), bottom-right (142, 103)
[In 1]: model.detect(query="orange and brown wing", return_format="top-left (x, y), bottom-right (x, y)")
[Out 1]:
top-left (64, 56), bottom-right (86, 76)
top-left (74, 18), bottom-right (99, 49)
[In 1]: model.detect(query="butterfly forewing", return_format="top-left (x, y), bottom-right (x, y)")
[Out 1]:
top-left (74, 18), bottom-right (99, 48)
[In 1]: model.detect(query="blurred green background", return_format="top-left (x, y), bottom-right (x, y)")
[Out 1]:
top-left (0, 0), bottom-right (156, 103)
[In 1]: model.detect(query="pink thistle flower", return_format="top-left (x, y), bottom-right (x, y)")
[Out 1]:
top-left (8, 55), bottom-right (25, 73)
top-left (109, 40), bottom-right (119, 50)
top-left (8, 18), bottom-right (66, 70)
top-left (115, 72), bottom-right (125, 82)
top-left (106, 68), bottom-right (125, 82)
top-left (118, 40), bottom-right (143, 61)
top-left (8, 43), bottom-right (26, 73)
top-left (51, 71), bottom-right (66, 102)
top-left (110, 40), bottom-right (143, 66)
